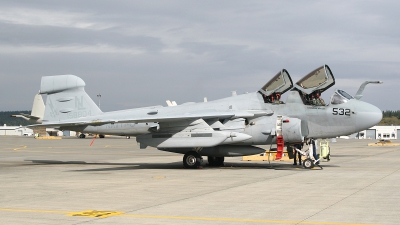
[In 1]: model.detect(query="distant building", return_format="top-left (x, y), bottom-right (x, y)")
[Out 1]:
top-left (358, 125), bottom-right (399, 140)
top-left (0, 124), bottom-right (76, 137)
top-left (0, 124), bottom-right (34, 136)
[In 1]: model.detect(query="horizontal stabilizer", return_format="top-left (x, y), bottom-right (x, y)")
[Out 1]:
top-left (20, 114), bottom-right (40, 120)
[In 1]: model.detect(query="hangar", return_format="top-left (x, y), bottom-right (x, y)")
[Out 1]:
top-left (0, 124), bottom-right (34, 136)
top-left (0, 124), bottom-right (76, 137)
top-left (358, 125), bottom-right (400, 140)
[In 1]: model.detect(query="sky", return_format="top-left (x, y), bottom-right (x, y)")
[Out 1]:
top-left (0, 0), bottom-right (399, 112)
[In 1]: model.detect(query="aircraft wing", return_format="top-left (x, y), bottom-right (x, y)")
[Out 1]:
top-left (116, 110), bottom-right (269, 123)
top-left (31, 109), bottom-right (272, 127)
top-left (29, 119), bottom-right (118, 128)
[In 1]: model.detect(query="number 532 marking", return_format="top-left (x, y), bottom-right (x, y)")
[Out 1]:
top-left (333, 108), bottom-right (350, 116)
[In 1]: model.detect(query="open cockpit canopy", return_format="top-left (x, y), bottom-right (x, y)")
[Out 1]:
top-left (294, 65), bottom-right (335, 95)
top-left (259, 69), bottom-right (293, 96)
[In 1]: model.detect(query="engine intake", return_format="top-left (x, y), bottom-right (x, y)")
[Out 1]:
top-left (281, 117), bottom-right (308, 143)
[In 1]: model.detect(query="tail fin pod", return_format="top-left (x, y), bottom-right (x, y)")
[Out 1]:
top-left (40, 75), bottom-right (102, 123)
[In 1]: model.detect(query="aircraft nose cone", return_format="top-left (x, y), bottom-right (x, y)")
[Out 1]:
top-left (355, 102), bottom-right (382, 131)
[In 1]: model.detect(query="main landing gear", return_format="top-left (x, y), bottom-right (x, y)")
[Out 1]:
top-left (183, 151), bottom-right (203, 169)
top-left (182, 152), bottom-right (226, 169)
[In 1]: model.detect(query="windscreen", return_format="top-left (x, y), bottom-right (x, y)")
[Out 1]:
top-left (330, 90), bottom-right (354, 105)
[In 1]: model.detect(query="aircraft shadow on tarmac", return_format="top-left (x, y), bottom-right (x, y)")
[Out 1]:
top-left (25, 160), bottom-right (339, 171)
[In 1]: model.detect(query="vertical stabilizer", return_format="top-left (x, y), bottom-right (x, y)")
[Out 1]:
top-left (40, 75), bottom-right (102, 123)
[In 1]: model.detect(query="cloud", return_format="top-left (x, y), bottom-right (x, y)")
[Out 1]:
top-left (0, 7), bottom-right (111, 30)
top-left (0, 0), bottom-right (399, 111)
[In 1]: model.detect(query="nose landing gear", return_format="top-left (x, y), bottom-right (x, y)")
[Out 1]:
top-left (303, 158), bottom-right (314, 169)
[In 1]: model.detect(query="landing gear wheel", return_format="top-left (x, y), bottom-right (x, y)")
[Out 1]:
top-left (79, 133), bottom-right (86, 138)
top-left (303, 158), bottom-right (314, 169)
top-left (207, 156), bottom-right (225, 167)
top-left (183, 151), bottom-right (203, 169)
top-left (326, 153), bottom-right (330, 161)
top-left (99, 134), bottom-right (105, 138)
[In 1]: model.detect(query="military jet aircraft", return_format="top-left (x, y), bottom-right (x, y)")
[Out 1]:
top-left (34, 65), bottom-right (382, 168)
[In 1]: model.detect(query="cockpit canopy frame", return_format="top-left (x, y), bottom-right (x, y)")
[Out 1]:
top-left (330, 89), bottom-right (354, 105)
top-left (293, 65), bottom-right (335, 95)
top-left (259, 69), bottom-right (293, 96)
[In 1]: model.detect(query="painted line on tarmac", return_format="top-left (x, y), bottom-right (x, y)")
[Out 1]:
top-left (0, 207), bottom-right (380, 225)
top-left (68, 210), bottom-right (124, 218)
top-left (119, 213), bottom-right (380, 225)
top-left (10, 145), bottom-right (27, 151)
top-left (0, 207), bottom-right (69, 215)
top-left (7, 148), bottom-right (134, 155)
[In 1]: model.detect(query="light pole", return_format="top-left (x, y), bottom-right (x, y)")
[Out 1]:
top-left (97, 94), bottom-right (101, 108)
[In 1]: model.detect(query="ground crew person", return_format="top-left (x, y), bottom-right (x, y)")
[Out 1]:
top-left (309, 138), bottom-right (319, 165)
top-left (293, 143), bottom-right (303, 165)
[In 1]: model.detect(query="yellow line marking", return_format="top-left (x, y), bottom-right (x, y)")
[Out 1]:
top-left (13, 146), bottom-right (27, 151)
top-left (0, 208), bottom-right (380, 225)
top-left (120, 214), bottom-right (379, 225)
top-left (152, 175), bottom-right (165, 179)
top-left (0, 208), bottom-right (69, 214)
top-left (68, 210), bottom-right (124, 218)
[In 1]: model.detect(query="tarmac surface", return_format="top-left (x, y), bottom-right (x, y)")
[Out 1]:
top-left (0, 136), bottom-right (399, 225)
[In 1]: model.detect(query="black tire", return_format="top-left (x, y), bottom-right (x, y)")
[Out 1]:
top-left (126, 136), bottom-right (131, 139)
top-left (303, 158), bottom-right (314, 169)
top-left (183, 151), bottom-right (202, 169)
top-left (208, 156), bottom-right (225, 167)
top-left (79, 134), bottom-right (86, 138)
top-left (99, 134), bottom-right (105, 138)
top-left (326, 153), bottom-right (330, 161)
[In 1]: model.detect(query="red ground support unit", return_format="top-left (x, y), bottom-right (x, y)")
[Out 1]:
top-left (275, 135), bottom-right (284, 160)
